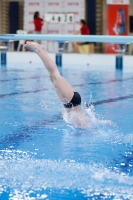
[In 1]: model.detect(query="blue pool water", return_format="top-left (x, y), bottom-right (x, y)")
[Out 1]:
top-left (0, 62), bottom-right (133, 200)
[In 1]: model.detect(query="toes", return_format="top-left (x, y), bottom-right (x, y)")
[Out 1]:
top-left (26, 41), bottom-right (31, 45)
top-left (25, 41), bottom-right (29, 44)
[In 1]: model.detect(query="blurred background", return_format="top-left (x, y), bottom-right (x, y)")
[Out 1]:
top-left (0, 0), bottom-right (133, 54)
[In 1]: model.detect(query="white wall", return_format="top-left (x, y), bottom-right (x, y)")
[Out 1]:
top-left (5, 52), bottom-right (133, 67)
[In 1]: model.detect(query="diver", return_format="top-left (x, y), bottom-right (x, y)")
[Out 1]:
top-left (24, 41), bottom-right (89, 128)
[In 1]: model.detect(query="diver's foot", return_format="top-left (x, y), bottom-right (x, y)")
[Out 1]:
top-left (24, 41), bottom-right (44, 53)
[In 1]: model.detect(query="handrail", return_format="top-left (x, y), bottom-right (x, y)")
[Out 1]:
top-left (0, 34), bottom-right (133, 43)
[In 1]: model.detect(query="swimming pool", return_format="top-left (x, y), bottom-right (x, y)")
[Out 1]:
top-left (0, 62), bottom-right (133, 200)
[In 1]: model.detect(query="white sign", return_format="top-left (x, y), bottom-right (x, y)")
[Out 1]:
top-left (24, 0), bottom-right (85, 34)
top-left (45, 13), bottom-right (75, 23)
top-left (67, 13), bottom-right (75, 23)
top-left (107, 0), bottom-right (129, 5)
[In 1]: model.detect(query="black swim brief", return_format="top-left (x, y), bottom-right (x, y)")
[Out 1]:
top-left (64, 92), bottom-right (81, 108)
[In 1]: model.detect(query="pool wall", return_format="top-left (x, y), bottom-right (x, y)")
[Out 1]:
top-left (0, 52), bottom-right (133, 67)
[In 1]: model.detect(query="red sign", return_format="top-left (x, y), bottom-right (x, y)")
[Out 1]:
top-left (29, 12), bottom-right (34, 15)
top-left (29, 2), bottom-right (40, 6)
top-left (68, 2), bottom-right (79, 6)
top-left (106, 0), bottom-right (129, 53)
top-left (48, 2), bottom-right (59, 6)
top-left (48, 30), bottom-right (59, 33)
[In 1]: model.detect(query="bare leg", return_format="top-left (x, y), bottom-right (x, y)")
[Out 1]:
top-left (24, 41), bottom-right (89, 128)
top-left (24, 41), bottom-right (74, 104)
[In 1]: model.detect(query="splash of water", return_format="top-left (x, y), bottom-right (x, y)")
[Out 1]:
top-left (63, 102), bottom-right (114, 133)
top-left (0, 150), bottom-right (133, 199)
